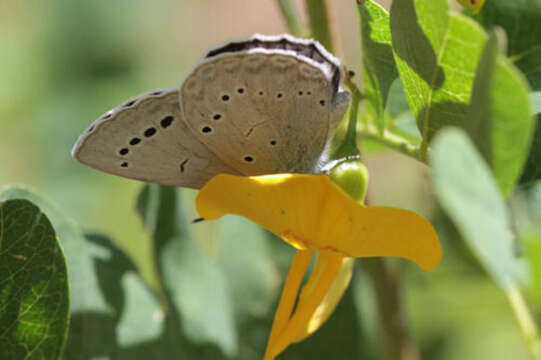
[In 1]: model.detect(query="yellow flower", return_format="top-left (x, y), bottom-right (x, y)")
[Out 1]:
top-left (456, 0), bottom-right (486, 13)
top-left (196, 173), bottom-right (442, 359)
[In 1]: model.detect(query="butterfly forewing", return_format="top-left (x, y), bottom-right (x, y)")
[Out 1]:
top-left (72, 88), bottom-right (239, 189)
top-left (181, 51), bottom-right (346, 174)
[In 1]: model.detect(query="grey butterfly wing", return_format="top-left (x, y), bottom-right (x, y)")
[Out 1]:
top-left (180, 49), bottom-right (350, 176)
top-left (72, 88), bottom-right (239, 189)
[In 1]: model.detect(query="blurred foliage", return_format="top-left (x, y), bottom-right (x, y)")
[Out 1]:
top-left (1, 0), bottom-right (541, 359)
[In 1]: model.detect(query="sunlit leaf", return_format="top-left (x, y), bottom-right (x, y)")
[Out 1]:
top-left (0, 199), bottom-right (69, 359)
top-left (465, 30), bottom-right (534, 197)
top-left (430, 128), bottom-right (515, 290)
top-left (358, 0), bottom-right (398, 132)
top-left (390, 0), bottom-right (486, 156)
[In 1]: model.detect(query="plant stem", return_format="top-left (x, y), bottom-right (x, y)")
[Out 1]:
top-left (333, 79), bottom-right (363, 159)
top-left (305, 0), bottom-right (336, 52)
top-left (276, 0), bottom-right (306, 37)
top-left (358, 125), bottom-right (424, 163)
top-left (506, 283), bottom-right (541, 359)
top-left (363, 258), bottom-right (421, 360)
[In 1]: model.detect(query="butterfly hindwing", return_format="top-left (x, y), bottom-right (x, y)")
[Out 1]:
top-left (180, 35), bottom-right (350, 175)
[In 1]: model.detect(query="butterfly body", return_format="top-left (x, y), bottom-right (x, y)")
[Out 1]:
top-left (72, 34), bottom-right (350, 189)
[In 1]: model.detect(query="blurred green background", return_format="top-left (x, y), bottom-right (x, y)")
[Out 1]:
top-left (0, 0), bottom-right (536, 359)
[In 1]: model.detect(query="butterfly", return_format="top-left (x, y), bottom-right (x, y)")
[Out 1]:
top-left (72, 34), bottom-right (350, 189)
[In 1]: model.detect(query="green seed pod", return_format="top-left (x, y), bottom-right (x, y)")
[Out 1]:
top-left (328, 157), bottom-right (369, 203)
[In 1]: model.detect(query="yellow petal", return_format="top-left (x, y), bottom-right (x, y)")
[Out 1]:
top-left (263, 249), bottom-right (312, 360)
top-left (196, 174), bottom-right (442, 271)
top-left (268, 255), bottom-right (344, 359)
top-left (456, 0), bottom-right (486, 13)
top-left (293, 257), bottom-right (354, 342)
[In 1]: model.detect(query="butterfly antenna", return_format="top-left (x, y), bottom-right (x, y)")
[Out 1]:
top-left (192, 217), bottom-right (205, 224)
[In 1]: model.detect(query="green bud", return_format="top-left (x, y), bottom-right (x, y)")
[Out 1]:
top-left (329, 158), bottom-right (369, 203)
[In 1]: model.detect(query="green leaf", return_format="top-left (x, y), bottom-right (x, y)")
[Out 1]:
top-left (116, 273), bottom-right (163, 348)
top-left (526, 231), bottom-right (541, 306)
top-left (386, 79), bottom-right (422, 143)
top-left (0, 187), bottom-right (162, 359)
top-left (136, 184), bottom-right (237, 357)
top-left (517, 182), bottom-right (541, 305)
top-left (477, 0), bottom-right (541, 91)
top-left (390, 0), bottom-right (487, 158)
top-left (476, 1), bottom-right (541, 186)
top-left (0, 199), bottom-right (69, 359)
top-left (430, 128), bottom-right (515, 290)
top-left (465, 30), bottom-right (534, 197)
top-left (0, 187), bottom-right (110, 315)
top-left (358, 0), bottom-right (398, 133)
top-left (217, 216), bottom-right (276, 320)
top-left (521, 117), bottom-right (541, 185)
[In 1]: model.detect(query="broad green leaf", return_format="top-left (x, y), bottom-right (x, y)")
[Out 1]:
top-left (477, 0), bottom-right (541, 185)
top-left (136, 184), bottom-right (237, 357)
top-left (0, 199), bottom-right (69, 360)
top-left (358, 0), bottom-right (398, 132)
top-left (465, 30), bottom-right (534, 197)
top-left (430, 128), bottom-right (515, 290)
top-left (390, 0), bottom-right (487, 157)
top-left (0, 187), bottom-right (161, 359)
top-left (477, 0), bottom-right (541, 91)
